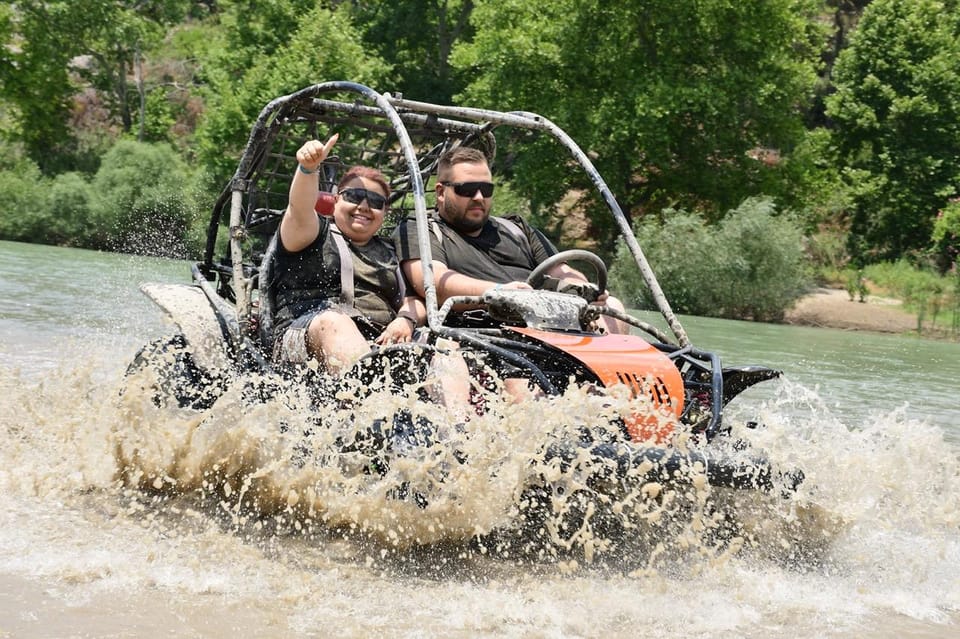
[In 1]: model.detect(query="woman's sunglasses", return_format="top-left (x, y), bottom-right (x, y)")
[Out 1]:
top-left (339, 187), bottom-right (387, 210)
top-left (440, 181), bottom-right (495, 198)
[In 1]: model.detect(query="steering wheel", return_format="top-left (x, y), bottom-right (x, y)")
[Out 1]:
top-left (526, 249), bottom-right (608, 299)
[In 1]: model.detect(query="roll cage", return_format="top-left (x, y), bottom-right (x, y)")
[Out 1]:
top-left (192, 81), bottom-right (774, 440)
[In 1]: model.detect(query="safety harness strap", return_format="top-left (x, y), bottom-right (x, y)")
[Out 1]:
top-left (330, 227), bottom-right (406, 309)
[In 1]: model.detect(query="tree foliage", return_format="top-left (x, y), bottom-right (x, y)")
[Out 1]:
top-left (826, 0), bottom-right (960, 262)
top-left (195, 3), bottom-right (389, 181)
top-left (2, 0), bottom-right (957, 318)
top-left (451, 0), bottom-right (824, 253)
top-left (347, 0), bottom-right (474, 105)
top-left (1, 2), bottom-right (100, 172)
top-left (214, 0), bottom-right (316, 78)
top-left (0, 2), bottom-right (191, 172)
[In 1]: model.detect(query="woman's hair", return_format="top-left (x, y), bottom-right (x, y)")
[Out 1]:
top-left (337, 165), bottom-right (391, 198)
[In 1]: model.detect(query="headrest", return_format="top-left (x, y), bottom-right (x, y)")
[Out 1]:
top-left (315, 191), bottom-right (336, 216)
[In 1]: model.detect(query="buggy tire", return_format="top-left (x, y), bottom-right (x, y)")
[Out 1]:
top-left (124, 333), bottom-right (226, 410)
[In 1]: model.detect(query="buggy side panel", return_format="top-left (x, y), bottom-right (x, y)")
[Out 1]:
top-left (140, 283), bottom-right (234, 372)
top-left (508, 327), bottom-right (684, 443)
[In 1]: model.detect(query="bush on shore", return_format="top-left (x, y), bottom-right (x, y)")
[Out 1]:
top-left (0, 157), bottom-right (47, 242)
top-left (862, 260), bottom-right (960, 335)
top-left (0, 139), bottom-right (206, 258)
top-left (610, 197), bottom-right (810, 322)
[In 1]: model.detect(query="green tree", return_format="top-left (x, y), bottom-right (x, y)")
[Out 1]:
top-left (451, 0), bottom-right (824, 253)
top-left (347, 0), bottom-right (474, 104)
top-left (809, 1), bottom-right (874, 128)
top-left (0, 1), bottom-right (190, 172)
top-left (73, 1), bottom-right (188, 138)
top-left (0, 3), bottom-right (105, 172)
top-left (826, 0), bottom-right (960, 262)
top-left (0, 5), bottom-right (15, 128)
top-left (196, 4), bottom-right (388, 180)
top-left (215, 0), bottom-right (315, 78)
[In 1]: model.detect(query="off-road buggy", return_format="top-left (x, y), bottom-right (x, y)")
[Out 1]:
top-left (130, 81), bottom-right (800, 509)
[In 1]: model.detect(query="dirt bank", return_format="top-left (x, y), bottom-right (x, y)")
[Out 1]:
top-left (784, 287), bottom-right (924, 334)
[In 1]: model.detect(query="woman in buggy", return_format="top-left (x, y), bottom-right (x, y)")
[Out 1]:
top-left (262, 134), bottom-right (470, 415)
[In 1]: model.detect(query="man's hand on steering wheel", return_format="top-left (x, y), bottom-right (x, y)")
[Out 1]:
top-left (527, 250), bottom-right (608, 304)
top-left (539, 276), bottom-right (603, 303)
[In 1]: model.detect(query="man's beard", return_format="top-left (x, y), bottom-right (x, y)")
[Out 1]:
top-left (441, 198), bottom-right (488, 234)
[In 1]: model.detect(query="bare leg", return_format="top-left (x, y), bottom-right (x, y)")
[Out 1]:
top-left (305, 311), bottom-right (370, 375)
top-left (504, 377), bottom-right (537, 403)
top-left (430, 351), bottom-right (473, 421)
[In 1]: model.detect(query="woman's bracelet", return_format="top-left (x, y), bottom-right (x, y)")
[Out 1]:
top-left (298, 164), bottom-right (317, 175)
top-left (396, 312), bottom-right (418, 328)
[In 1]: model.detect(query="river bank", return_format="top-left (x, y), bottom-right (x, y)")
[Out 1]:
top-left (783, 286), bottom-right (956, 340)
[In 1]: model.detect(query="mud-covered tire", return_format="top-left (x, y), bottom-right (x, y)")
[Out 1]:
top-left (123, 333), bottom-right (226, 410)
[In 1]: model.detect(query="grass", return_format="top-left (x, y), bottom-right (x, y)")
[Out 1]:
top-left (857, 261), bottom-right (960, 338)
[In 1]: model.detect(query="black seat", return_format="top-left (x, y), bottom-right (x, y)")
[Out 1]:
top-left (256, 233), bottom-right (280, 353)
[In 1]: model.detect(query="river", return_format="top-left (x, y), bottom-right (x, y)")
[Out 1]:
top-left (1, 239), bottom-right (958, 638)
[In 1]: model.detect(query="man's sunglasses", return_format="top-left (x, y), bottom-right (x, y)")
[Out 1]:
top-left (339, 187), bottom-right (387, 210)
top-left (440, 181), bottom-right (495, 198)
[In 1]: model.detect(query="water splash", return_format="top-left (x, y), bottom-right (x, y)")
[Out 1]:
top-left (2, 349), bottom-right (958, 636)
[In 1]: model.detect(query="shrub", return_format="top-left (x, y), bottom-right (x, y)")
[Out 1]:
top-left (611, 210), bottom-right (719, 315)
top-left (806, 225), bottom-right (851, 284)
top-left (610, 197), bottom-right (809, 322)
top-left (864, 260), bottom-right (945, 308)
top-left (44, 172), bottom-right (94, 246)
top-left (88, 139), bottom-right (196, 257)
top-left (0, 159), bottom-right (48, 242)
top-left (714, 198), bottom-right (810, 321)
top-left (861, 259), bottom-right (960, 334)
top-left (844, 268), bottom-right (869, 302)
top-left (932, 198), bottom-right (960, 274)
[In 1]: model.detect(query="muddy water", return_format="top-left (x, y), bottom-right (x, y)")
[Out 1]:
top-left (1, 240), bottom-right (958, 638)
